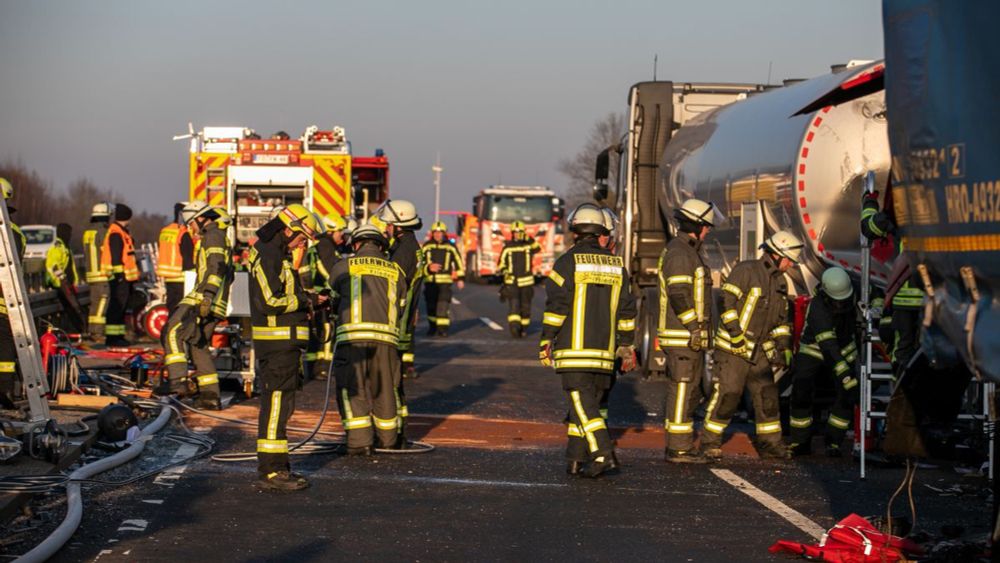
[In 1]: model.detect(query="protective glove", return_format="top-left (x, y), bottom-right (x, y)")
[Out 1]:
top-left (539, 340), bottom-right (553, 367)
top-left (688, 327), bottom-right (703, 352)
top-left (769, 347), bottom-right (788, 370)
top-left (198, 295), bottom-right (213, 318)
top-left (615, 345), bottom-right (637, 373)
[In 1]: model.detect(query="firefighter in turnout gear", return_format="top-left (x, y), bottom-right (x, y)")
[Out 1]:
top-left (83, 202), bottom-right (113, 341)
top-left (658, 198), bottom-right (714, 463)
top-left (861, 189), bottom-right (923, 374)
top-left (330, 225), bottom-right (408, 455)
top-left (541, 203), bottom-right (637, 478)
top-left (700, 231), bottom-right (803, 461)
top-left (45, 223), bottom-right (86, 333)
top-left (789, 267), bottom-right (860, 457)
top-left (376, 199), bottom-right (424, 383)
top-left (598, 207), bottom-right (621, 422)
top-left (0, 178), bottom-right (25, 407)
top-left (249, 204), bottom-right (325, 491)
top-left (306, 213), bottom-right (351, 379)
top-left (498, 221), bottom-right (540, 338)
top-left (102, 203), bottom-right (139, 347)
top-left (157, 202), bottom-right (196, 314)
top-left (423, 221), bottom-right (464, 337)
top-left (160, 202), bottom-right (234, 409)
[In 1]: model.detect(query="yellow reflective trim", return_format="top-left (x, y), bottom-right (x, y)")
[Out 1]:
top-left (842, 376), bottom-right (858, 390)
top-left (667, 423), bottom-right (694, 434)
top-left (678, 309), bottom-right (697, 323)
top-left (738, 287), bottom-right (761, 330)
top-left (834, 361), bottom-right (850, 375)
top-left (789, 417), bottom-right (813, 428)
top-left (257, 439), bottom-right (289, 453)
top-left (828, 414), bottom-right (850, 429)
top-left (197, 373), bottom-right (219, 386)
top-left (164, 353), bottom-right (188, 366)
top-left (373, 416), bottom-right (399, 430)
top-left (617, 318), bottom-right (635, 331)
top-left (543, 312), bottom-right (566, 327)
top-left (267, 391), bottom-right (282, 440)
top-left (815, 330), bottom-right (836, 342)
top-left (572, 283), bottom-right (586, 350)
top-left (554, 358), bottom-right (614, 370)
top-left (694, 267), bottom-right (706, 322)
top-left (553, 348), bottom-right (614, 359)
top-left (507, 314), bottom-right (522, 322)
top-left (704, 420), bottom-right (727, 434)
top-left (567, 424), bottom-right (584, 437)
top-left (722, 283), bottom-right (743, 299)
top-left (721, 310), bottom-right (739, 323)
top-left (756, 421), bottom-right (782, 434)
top-left (770, 325), bottom-right (791, 337)
top-left (548, 270), bottom-right (565, 287)
top-left (570, 390), bottom-right (599, 453)
top-left (667, 275), bottom-right (693, 285)
top-left (0, 362), bottom-right (15, 373)
top-left (673, 381), bottom-right (686, 424)
top-left (336, 331), bottom-right (399, 345)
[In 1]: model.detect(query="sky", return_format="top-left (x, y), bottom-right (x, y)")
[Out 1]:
top-left (0, 0), bottom-right (884, 222)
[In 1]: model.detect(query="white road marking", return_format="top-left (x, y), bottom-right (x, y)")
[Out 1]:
top-left (353, 474), bottom-right (568, 489)
top-left (153, 443), bottom-right (200, 487)
top-left (117, 518), bottom-right (149, 532)
top-left (451, 297), bottom-right (461, 305)
top-left (479, 317), bottom-right (503, 330)
top-left (142, 499), bottom-right (164, 505)
top-left (711, 468), bottom-right (826, 540)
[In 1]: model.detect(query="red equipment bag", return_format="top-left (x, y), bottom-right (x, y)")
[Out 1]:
top-left (769, 514), bottom-right (923, 562)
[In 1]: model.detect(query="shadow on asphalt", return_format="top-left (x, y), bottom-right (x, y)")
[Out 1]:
top-left (241, 539), bottom-right (329, 563)
top-left (405, 377), bottom-right (504, 437)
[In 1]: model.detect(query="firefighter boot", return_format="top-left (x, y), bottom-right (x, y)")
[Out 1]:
top-left (699, 437), bottom-right (723, 461)
top-left (756, 440), bottom-right (792, 461)
top-left (254, 470), bottom-right (309, 492)
top-left (666, 449), bottom-right (709, 464)
top-left (566, 460), bottom-right (584, 476)
top-left (582, 453), bottom-right (620, 478)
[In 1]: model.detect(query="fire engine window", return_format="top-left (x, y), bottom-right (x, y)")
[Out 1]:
top-left (23, 227), bottom-right (54, 244)
top-left (487, 196), bottom-right (554, 224)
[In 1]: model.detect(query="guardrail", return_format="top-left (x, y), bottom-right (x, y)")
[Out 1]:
top-left (23, 257), bottom-right (91, 321)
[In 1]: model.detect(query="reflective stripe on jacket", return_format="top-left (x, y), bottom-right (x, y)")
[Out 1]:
top-left (422, 241), bottom-right (465, 284)
top-left (498, 238), bottom-right (539, 287)
top-left (715, 253), bottom-right (791, 361)
top-left (657, 236), bottom-right (711, 349)
top-left (83, 224), bottom-right (111, 283)
top-left (101, 222), bottom-right (139, 281)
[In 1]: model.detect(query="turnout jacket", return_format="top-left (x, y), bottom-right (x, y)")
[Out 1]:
top-left (329, 244), bottom-right (407, 346)
top-left (181, 220), bottom-right (233, 318)
top-left (389, 229), bottom-right (424, 350)
top-left (657, 235), bottom-right (712, 349)
top-left (798, 288), bottom-right (860, 387)
top-left (422, 240), bottom-right (464, 284)
top-left (498, 237), bottom-right (540, 287)
top-left (311, 236), bottom-right (343, 290)
top-left (83, 223), bottom-right (111, 283)
top-left (541, 238), bottom-right (637, 373)
top-left (248, 228), bottom-right (311, 346)
top-left (45, 237), bottom-right (78, 289)
top-left (715, 253), bottom-right (792, 362)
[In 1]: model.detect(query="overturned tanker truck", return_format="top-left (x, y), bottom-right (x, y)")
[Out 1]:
top-left (595, 60), bottom-right (890, 376)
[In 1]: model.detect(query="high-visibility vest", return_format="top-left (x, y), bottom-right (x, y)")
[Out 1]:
top-left (156, 222), bottom-right (187, 282)
top-left (101, 222), bottom-right (140, 282)
top-left (83, 224), bottom-right (112, 283)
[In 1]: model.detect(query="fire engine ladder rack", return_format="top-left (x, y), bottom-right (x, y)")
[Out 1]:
top-left (0, 198), bottom-right (51, 428)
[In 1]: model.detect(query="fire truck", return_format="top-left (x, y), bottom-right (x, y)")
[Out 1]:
top-left (186, 125), bottom-right (389, 243)
top-left (457, 185), bottom-right (564, 282)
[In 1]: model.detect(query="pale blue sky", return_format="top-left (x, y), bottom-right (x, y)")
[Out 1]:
top-left (0, 1), bottom-right (883, 219)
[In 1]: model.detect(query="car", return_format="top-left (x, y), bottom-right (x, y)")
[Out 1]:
top-left (21, 224), bottom-right (56, 261)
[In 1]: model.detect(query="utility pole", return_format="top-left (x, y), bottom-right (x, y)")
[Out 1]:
top-left (432, 152), bottom-right (443, 222)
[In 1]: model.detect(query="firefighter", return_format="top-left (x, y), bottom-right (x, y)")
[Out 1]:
top-left (102, 203), bottom-right (139, 347)
top-left (861, 189), bottom-right (923, 374)
top-left (0, 178), bottom-right (25, 407)
top-left (83, 202), bottom-right (113, 341)
top-left (657, 198), bottom-right (714, 463)
top-left (156, 202), bottom-right (196, 314)
top-left (308, 213), bottom-right (351, 380)
top-left (160, 202), bottom-right (234, 409)
top-left (374, 199), bottom-right (424, 382)
top-left (249, 204), bottom-right (324, 491)
top-left (45, 223), bottom-right (86, 333)
top-left (498, 221), bottom-right (540, 338)
top-left (330, 224), bottom-right (408, 455)
top-left (422, 221), bottom-right (465, 337)
top-left (788, 267), bottom-right (860, 457)
top-left (540, 203), bottom-right (637, 477)
top-left (700, 230), bottom-right (803, 461)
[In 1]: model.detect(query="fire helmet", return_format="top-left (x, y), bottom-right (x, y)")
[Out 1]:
top-left (675, 198), bottom-right (715, 227)
top-left (430, 220), bottom-right (448, 232)
top-left (0, 178), bottom-right (12, 200)
top-left (568, 203), bottom-right (610, 236)
top-left (277, 204), bottom-right (322, 240)
top-left (91, 201), bottom-right (114, 219)
top-left (351, 224), bottom-right (389, 248)
top-left (763, 230), bottom-right (804, 263)
top-left (821, 267), bottom-right (854, 301)
top-left (375, 199), bottom-right (421, 228)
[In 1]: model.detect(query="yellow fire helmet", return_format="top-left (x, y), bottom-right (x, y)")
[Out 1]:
top-left (431, 220), bottom-right (448, 232)
top-left (510, 220), bottom-right (526, 233)
top-left (277, 204), bottom-right (322, 240)
top-left (323, 213), bottom-right (348, 233)
top-left (0, 178), bottom-right (12, 200)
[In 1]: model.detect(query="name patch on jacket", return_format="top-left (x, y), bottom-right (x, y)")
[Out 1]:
top-left (574, 254), bottom-right (622, 286)
top-left (349, 257), bottom-right (400, 281)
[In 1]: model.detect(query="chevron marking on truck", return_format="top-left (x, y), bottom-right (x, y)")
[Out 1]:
top-left (311, 157), bottom-right (350, 216)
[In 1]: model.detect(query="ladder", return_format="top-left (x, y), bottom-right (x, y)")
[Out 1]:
top-left (0, 198), bottom-right (50, 425)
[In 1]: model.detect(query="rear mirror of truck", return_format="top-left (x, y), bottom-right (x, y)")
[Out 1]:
top-left (594, 148), bottom-right (610, 201)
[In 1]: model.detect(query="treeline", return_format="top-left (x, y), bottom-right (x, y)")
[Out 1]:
top-left (1, 160), bottom-right (168, 251)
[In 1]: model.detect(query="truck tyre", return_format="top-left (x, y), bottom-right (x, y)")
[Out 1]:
top-left (636, 288), bottom-right (665, 380)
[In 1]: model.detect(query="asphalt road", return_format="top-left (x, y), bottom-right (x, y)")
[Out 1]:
top-left (3, 283), bottom-right (990, 561)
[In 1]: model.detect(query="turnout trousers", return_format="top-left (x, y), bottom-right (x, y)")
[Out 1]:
top-left (424, 283), bottom-right (453, 331)
top-left (87, 281), bottom-right (109, 338)
top-left (56, 285), bottom-right (87, 334)
top-left (334, 342), bottom-right (401, 449)
top-left (105, 278), bottom-right (131, 342)
top-left (256, 344), bottom-right (303, 476)
top-left (788, 353), bottom-right (858, 447)
top-left (0, 316), bottom-right (17, 405)
top-left (663, 348), bottom-right (705, 453)
top-left (701, 351), bottom-right (783, 448)
top-left (562, 371), bottom-right (614, 462)
top-left (164, 281), bottom-right (185, 316)
top-left (505, 284), bottom-right (533, 334)
top-left (891, 307), bottom-right (920, 375)
top-left (162, 304), bottom-right (221, 400)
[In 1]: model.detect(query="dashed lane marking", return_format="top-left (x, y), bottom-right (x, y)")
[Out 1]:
top-left (153, 443), bottom-right (200, 487)
top-left (711, 468), bottom-right (826, 540)
top-left (451, 297), bottom-right (461, 305)
top-left (116, 519), bottom-right (149, 533)
top-left (479, 317), bottom-right (503, 330)
top-left (342, 474), bottom-right (568, 489)
top-left (141, 499), bottom-right (164, 505)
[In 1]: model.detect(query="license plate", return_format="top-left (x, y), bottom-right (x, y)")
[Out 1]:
top-left (253, 153), bottom-right (289, 164)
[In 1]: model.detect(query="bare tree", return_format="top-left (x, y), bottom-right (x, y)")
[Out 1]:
top-left (557, 112), bottom-right (626, 209)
